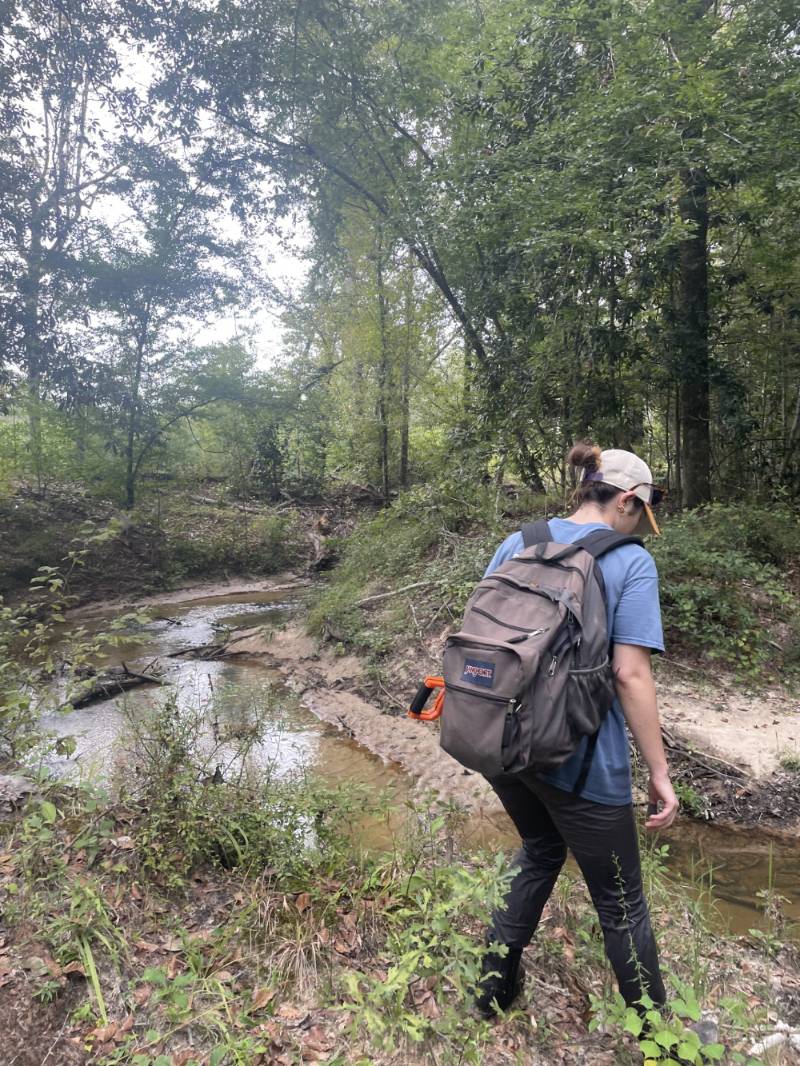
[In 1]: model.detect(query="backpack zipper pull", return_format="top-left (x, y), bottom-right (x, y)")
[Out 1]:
top-left (547, 655), bottom-right (558, 677)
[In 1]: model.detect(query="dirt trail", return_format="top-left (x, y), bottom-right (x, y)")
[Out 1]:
top-left (656, 672), bottom-right (799, 779)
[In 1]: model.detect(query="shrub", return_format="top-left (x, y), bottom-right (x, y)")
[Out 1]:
top-left (162, 508), bottom-right (303, 582)
top-left (653, 504), bottom-right (799, 674)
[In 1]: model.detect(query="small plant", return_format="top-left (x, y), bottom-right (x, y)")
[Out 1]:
top-left (590, 981), bottom-right (725, 1064)
top-left (340, 815), bottom-right (513, 1061)
top-left (778, 748), bottom-right (800, 773)
top-left (0, 523), bottom-right (145, 765)
top-left (674, 782), bottom-right (711, 820)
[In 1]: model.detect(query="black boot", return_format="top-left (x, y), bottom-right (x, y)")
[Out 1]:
top-left (474, 945), bottom-right (524, 1018)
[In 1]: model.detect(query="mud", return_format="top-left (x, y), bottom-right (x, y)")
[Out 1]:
top-left (223, 624), bottom-right (504, 816)
top-left (218, 621), bottom-right (800, 835)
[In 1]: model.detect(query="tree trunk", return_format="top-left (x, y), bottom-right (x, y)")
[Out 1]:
top-left (125, 338), bottom-right (146, 510)
top-left (375, 230), bottom-right (391, 505)
top-left (676, 163), bottom-right (711, 507)
top-left (399, 254), bottom-right (413, 488)
top-left (21, 208), bottom-right (44, 492)
top-left (513, 429), bottom-right (547, 495)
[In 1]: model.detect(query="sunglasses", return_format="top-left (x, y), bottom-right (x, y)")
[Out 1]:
top-left (632, 483), bottom-right (666, 507)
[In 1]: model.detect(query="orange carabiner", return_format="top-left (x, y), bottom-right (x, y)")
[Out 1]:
top-left (408, 675), bottom-right (445, 721)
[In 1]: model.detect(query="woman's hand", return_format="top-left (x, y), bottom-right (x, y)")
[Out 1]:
top-left (646, 771), bottom-right (679, 830)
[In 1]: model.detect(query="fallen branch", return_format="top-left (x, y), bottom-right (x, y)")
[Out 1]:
top-left (661, 726), bottom-right (748, 780)
top-left (376, 678), bottom-right (409, 711)
top-left (356, 581), bottom-right (436, 607)
top-left (68, 662), bottom-right (166, 709)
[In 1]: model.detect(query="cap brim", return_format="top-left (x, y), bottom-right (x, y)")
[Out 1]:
top-left (642, 502), bottom-right (660, 536)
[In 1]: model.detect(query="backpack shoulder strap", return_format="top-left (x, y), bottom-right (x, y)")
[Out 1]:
top-left (520, 518), bottom-right (551, 548)
top-left (576, 530), bottom-right (643, 559)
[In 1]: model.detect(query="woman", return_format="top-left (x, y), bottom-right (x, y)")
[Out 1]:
top-left (476, 442), bottom-right (678, 1017)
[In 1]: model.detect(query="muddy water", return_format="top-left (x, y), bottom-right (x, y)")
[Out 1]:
top-left (48, 591), bottom-right (799, 940)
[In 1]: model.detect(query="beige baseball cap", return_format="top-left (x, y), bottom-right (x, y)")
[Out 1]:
top-left (582, 448), bottom-right (662, 535)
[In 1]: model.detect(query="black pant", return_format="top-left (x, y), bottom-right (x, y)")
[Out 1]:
top-left (486, 773), bottom-right (666, 1008)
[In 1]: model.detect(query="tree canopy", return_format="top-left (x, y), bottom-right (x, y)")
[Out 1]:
top-left (1, 0), bottom-right (799, 505)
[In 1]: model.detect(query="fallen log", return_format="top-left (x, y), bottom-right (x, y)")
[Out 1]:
top-left (68, 661), bottom-right (167, 709)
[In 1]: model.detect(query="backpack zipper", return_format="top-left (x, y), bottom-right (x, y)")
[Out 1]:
top-left (470, 605), bottom-right (550, 637)
top-left (482, 574), bottom-right (564, 600)
top-left (444, 681), bottom-right (517, 705)
top-left (512, 557), bottom-right (586, 579)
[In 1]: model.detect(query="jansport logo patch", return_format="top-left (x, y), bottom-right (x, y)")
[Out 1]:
top-left (461, 658), bottom-right (495, 688)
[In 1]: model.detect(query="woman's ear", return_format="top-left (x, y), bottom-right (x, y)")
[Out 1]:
top-left (617, 490), bottom-right (637, 514)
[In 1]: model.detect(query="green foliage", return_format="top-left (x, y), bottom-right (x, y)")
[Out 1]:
top-left (653, 504), bottom-right (800, 673)
top-left (160, 506), bottom-right (302, 584)
top-left (341, 836), bottom-right (510, 1059)
top-left (778, 749), bottom-right (800, 773)
top-left (310, 484), bottom-right (798, 678)
top-left (590, 982), bottom-right (725, 1065)
top-left (117, 684), bottom-right (380, 889)
top-left (307, 480), bottom-right (543, 650)
top-left (674, 782), bottom-right (711, 821)
top-left (0, 523), bottom-right (142, 764)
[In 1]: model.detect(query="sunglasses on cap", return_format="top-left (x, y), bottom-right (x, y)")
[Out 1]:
top-left (632, 483), bottom-right (666, 507)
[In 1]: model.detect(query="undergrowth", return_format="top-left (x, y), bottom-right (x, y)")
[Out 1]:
top-left (1, 752), bottom-right (794, 1064)
top-left (309, 484), bottom-right (800, 678)
top-left (1, 603), bottom-right (796, 1063)
top-left (0, 485), bottom-right (304, 601)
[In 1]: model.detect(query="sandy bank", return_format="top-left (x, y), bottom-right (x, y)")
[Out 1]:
top-left (220, 621), bottom-right (800, 836)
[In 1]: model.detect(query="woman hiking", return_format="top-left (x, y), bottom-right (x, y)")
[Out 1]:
top-left (475, 441), bottom-right (678, 1018)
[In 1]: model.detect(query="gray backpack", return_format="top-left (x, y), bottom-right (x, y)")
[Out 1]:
top-left (439, 519), bottom-right (641, 791)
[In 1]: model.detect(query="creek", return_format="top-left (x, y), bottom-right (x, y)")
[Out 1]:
top-left (46, 589), bottom-right (799, 941)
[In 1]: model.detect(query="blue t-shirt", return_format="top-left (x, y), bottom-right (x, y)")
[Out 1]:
top-left (484, 518), bottom-right (664, 805)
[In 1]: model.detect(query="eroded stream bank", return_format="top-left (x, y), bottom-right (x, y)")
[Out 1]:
top-left (55, 583), bottom-right (800, 941)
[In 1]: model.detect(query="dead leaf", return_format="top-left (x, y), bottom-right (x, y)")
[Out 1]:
top-left (252, 986), bottom-right (276, 1010)
top-left (130, 883), bottom-right (143, 900)
top-left (23, 954), bottom-right (61, 978)
top-left (303, 1025), bottom-right (334, 1052)
top-left (133, 985), bottom-right (151, 1007)
top-left (419, 995), bottom-right (441, 1020)
top-left (135, 939), bottom-right (160, 953)
top-left (166, 955), bottom-right (182, 979)
top-left (277, 1004), bottom-right (310, 1028)
top-left (301, 1048), bottom-right (331, 1062)
top-left (171, 1049), bottom-right (197, 1066)
top-left (89, 1022), bottom-right (119, 1042)
top-left (62, 960), bottom-right (86, 976)
top-left (161, 935), bottom-right (182, 952)
top-left (295, 892), bottom-right (312, 913)
top-left (317, 926), bottom-right (330, 946)
top-left (213, 970), bottom-right (234, 982)
top-left (116, 1016), bottom-right (135, 1040)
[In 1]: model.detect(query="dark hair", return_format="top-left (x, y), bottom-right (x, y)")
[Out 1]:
top-left (567, 440), bottom-right (644, 510)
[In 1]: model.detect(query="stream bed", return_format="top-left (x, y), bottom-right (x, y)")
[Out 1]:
top-left (47, 589), bottom-right (799, 941)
